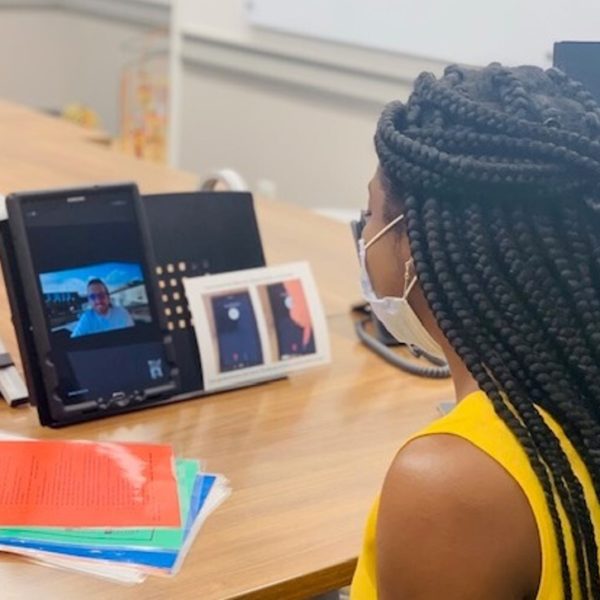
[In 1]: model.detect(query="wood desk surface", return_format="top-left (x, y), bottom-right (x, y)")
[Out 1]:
top-left (0, 100), bottom-right (453, 599)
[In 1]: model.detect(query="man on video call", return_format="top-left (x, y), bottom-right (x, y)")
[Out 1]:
top-left (71, 278), bottom-right (134, 338)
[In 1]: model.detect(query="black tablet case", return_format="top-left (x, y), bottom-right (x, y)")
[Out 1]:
top-left (0, 218), bottom-right (51, 422)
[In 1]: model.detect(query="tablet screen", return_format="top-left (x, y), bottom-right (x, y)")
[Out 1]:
top-left (14, 186), bottom-right (175, 408)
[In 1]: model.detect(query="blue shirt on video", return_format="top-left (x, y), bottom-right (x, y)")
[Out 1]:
top-left (71, 305), bottom-right (134, 338)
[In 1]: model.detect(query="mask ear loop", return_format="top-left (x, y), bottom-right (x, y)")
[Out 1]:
top-left (364, 213), bottom-right (405, 251)
top-left (402, 258), bottom-right (418, 299)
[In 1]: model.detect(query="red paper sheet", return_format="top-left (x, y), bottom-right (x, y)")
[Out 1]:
top-left (0, 440), bottom-right (181, 527)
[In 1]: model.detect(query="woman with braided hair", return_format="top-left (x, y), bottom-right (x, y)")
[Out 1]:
top-left (350, 63), bottom-right (600, 600)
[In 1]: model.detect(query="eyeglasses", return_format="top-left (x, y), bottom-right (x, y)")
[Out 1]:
top-left (88, 292), bottom-right (108, 301)
top-left (350, 210), bottom-right (369, 252)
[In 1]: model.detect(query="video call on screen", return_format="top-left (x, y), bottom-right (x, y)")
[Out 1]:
top-left (23, 191), bottom-right (170, 405)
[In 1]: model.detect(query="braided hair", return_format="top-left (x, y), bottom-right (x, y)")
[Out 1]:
top-left (375, 63), bottom-right (600, 599)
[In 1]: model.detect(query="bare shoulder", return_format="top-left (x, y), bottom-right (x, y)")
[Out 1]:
top-left (376, 434), bottom-right (540, 600)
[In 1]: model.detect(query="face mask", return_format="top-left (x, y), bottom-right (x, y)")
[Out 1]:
top-left (358, 214), bottom-right (445, 360)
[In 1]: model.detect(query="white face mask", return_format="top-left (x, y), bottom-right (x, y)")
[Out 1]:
top-left (358, 213), bottom-right (446, 361)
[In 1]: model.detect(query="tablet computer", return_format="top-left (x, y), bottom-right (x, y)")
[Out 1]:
top-left (5, 183), bottom-right (179, 426)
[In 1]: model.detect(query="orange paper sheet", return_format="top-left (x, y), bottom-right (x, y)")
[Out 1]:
top-left (0, 440), bottom-right (180, 527)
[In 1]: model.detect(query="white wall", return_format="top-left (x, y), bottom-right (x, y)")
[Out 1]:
top-left (245, 0), bottom-right (600, 66)
top-left (0, 1), bottom-right (446, 210)
top-left (176, 0), bottom-right (442, 209)
top-left (6, 1), bottom-right (598, 212)
top-left (179, 68), bottom-right (381, 210)
top-left (179, 0), bottom-right (248, 38)
top-left (0, 5), bottom-right (165, 135)
top-left (0, 8), bottom-right (71, 115)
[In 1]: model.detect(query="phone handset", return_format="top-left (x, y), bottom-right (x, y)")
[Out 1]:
top-left (352, 303), bottom-right (450, 379)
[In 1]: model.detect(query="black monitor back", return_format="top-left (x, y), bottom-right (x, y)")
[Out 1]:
top-left (554, 41), bottom-right (600, 103)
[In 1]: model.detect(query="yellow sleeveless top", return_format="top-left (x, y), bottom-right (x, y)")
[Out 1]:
top-left (350, 390), bottom-right (600, 600)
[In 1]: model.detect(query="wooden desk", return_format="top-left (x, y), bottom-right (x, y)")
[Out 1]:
top-left (0, 101), bottom-right (453, 599)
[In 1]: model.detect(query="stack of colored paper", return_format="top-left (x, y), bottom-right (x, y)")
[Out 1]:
top-left (0, 438), bottom-right (230, 583)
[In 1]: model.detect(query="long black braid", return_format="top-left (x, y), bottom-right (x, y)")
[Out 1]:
top-left (375, 64), bottom-right (600, 598)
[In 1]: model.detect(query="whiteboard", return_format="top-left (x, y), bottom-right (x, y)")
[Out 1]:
top-left (246, 0), bottom-right (600, 66)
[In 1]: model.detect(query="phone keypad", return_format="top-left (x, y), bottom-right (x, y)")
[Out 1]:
top-left (156, 262), bottom-right (194, 330)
